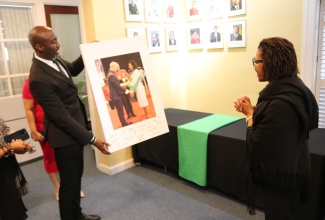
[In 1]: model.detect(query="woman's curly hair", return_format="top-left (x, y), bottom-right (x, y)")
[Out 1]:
top-left (258, 37), bottom-right (299, 81)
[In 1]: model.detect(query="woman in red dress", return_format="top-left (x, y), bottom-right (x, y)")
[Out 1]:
top-left (22, 78), bottom-right (60, 200)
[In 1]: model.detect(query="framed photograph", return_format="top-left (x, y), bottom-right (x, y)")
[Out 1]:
top-left (205, 22), bottom-right (224, 49)
top-left (203, 0), bottom-right (225, 19)
top-left (124, 0), bottom-right (144, 21)
top-left (145, 0), bottom-right (161, 23)
top-left (79, 37), bottom-right (169, 153)
top-left (227, 20), bottom-right (246, 48)
top-left (126, 27), bottom-right (146, 38)
top-left (187, 0), bottom-right (202, 22)
top-left (147, 27), bottom-right (164, 53)
top-left (165, 26), bottom-right (178, 52)
top-left (228, 0), bottom-right (246, 17)
top-left (188, 24), bottom-right (203, 50)
top-left (163, 0), bottom-right (176, 23)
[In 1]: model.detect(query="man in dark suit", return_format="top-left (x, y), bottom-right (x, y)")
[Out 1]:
top-left (107, 62), bottom-right (132, 127)
top-left (28, 26), bottom-right (110, 220)
top-left (129, 0), bottom-right (139, 14)
top-left (210, 26), bottom-right (221, 43)
top-left (230, 25), bottom-right (242, 41)
top-left (168, 31), bottom-right (176, 45)
top-left (152, 32), bottom-right (160, 47)
top-left (230, 0), bottom-right (241, 10)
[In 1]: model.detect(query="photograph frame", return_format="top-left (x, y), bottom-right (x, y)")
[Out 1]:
top-left (79, 37), bottom-right (169, 153)
top-left (147, 27), bottom-right (164, 53)
top-left (165, 25), bottom-right (179, 52)
top-left (126, 27), bottom-right (146, 38)
top-left (163, 0), bottom-right (177, 23)
top-left (187, 23), bottom-right (204, 50)
top-left (227, 19), bottom-right (246, 48)
top-left (228, 0), bottom-right (246, 17)
top-left (144, 0), bottom-right (162, 23)
top-left (203, 0), bottom-right (225, 19)
top-left (205, 21), bottom-right (225, 49)
top-left (187, 0), bottom-right (202, 22)
top-left (124, 0), bottom-right (144, 21)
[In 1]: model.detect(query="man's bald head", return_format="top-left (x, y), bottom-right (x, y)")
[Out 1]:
top-left (28, 26), bottom-right (60, 60)
top-left (28, 26), bottom-right (53, 49)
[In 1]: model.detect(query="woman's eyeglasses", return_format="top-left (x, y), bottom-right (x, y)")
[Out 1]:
top-left (252, 57), bottom-right (263, 66)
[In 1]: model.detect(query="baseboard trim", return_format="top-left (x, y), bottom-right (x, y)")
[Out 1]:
top-left (96, 158), bottom-right (135, 176)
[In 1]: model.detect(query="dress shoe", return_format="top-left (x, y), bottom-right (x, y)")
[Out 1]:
top-left (122, 122), bottom-right (132, 127)
top-left (131, 113), bottom-right (137, 117)
top-left (79, 213), bottom-right (101, 220)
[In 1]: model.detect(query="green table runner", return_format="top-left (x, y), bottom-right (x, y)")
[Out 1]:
top-left (178, 114), bottom-right (242, 186)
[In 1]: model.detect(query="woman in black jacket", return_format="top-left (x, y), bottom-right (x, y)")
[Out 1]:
top-left (234, 37), bottom-right (319, 220)
top-left (0, 118), bottom-right (34, 220)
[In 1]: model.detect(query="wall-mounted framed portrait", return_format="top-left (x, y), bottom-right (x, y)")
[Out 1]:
top-left (126, 27), bottom-right (146, 38)
top-left (163, 0), bottom-right (176, 23)
top-left (187, 24), bottom-right (203, 50)
top-left (228, 0), bottom-right (246, 17)
top-left (144, 0), bottom-right (161, 23)
top-left (205, 21), bottom-right (224, 49)
top-left (227, 19), bottom-right (246, 48)
top-left (147, 27), bottom-right (164, 53)
top-left (124, 0), bottom-right (144, 21)
top-left (203, 0), bottom-right (225, 19)
top-left (187, 0), bottom-right (202, 22)
top-left (165, 25), bottom-right (178, 52)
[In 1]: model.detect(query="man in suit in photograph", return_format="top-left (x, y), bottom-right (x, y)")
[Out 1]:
top-left (28, 26), bottom-right (110, 220)
top-left (230, 25), bottom-right (242, 41)
top-left (169, 31), bottom-right (176, 45)
top-left (129, 0), bottom-right (139, 14)
top-left (210, 26), bottom-right (221, 43)
top-left (230, 0), bottom-right (241, 10)
top-left (107, 62), bottom-right (132, 127)
top-left (152, 32), bottom-right (160, 47)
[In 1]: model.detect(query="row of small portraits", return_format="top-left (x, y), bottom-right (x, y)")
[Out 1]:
top-left (125, 0), bottom-right (246, 22)
top-left (126, 20), bottom-right (246, 52)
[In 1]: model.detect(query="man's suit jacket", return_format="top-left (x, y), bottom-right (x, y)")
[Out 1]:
top-left (169, 39), bottom-right (176, 45)
top-left (152, 40), bottom-right (160, 47)
top-left (107, 70), bottom-right (126, 101)
top-left (29, 56), bottom-right (92, 148)
top-left (231, 5), bottom-right (242, 11)
top-left (230, 33), bottom-right (242, 41)
top-left (210, 32), bottom-right (221, 42)
top-left (129, 4), bottom-right (139, 14)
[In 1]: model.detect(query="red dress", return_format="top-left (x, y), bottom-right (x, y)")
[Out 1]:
top-left (22, 79), bottom-right (58, 173)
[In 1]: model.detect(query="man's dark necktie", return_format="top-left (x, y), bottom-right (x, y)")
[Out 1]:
top-left (53, 58), bottom-right (63, 73)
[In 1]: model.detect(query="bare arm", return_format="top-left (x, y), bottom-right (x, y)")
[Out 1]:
top-left (23, 98), bottom-right (44, 141)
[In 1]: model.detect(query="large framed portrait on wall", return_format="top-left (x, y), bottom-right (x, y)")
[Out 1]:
top-left (124, 0), bottom-right (144, 21)
top-left (227, 19), bottom-right (246, 48)
top-left (79, 37), bottom-right (169, 153)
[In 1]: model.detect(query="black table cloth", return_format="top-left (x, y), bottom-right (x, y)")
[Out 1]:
top-left (133, 108), bottom-right (325, 219)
